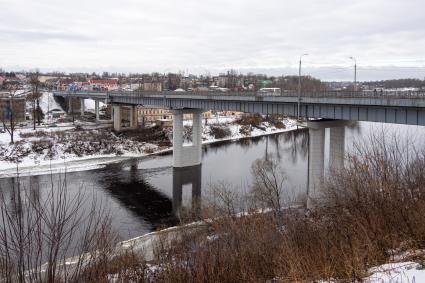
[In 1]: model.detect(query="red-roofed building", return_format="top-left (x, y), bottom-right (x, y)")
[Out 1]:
top-left (90, 79), bottom-right (118, 91)
top-left (56, 78), bottom-right (75, 91)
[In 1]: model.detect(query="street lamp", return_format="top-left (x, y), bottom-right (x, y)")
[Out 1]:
top-left (297, 53), bottom-right (308, 123)
top-left (349, 56), bottom-right (357, 91)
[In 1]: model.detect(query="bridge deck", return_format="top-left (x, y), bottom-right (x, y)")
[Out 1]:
top-left (53, 90), bottom-right (425, 126)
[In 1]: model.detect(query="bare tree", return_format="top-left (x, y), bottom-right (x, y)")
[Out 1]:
top-left (226, 69), bottom-right (238, 90)
top-left (1, 85), bottom-right (19, 144)
top-left (29, 71), bottom-right (43, 129)
top-left (250, 156), bottom-right (286, 219)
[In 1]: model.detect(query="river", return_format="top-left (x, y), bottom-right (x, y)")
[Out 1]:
top-left (0, 121), bottom-right (423, 242)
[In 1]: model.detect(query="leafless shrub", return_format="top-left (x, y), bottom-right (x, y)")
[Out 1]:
top-left (183, 125), bottom-right (193, 143)
top-left (31, 139), bottom-right (53, 154)
top-left (204, 181), bottom-right (242, 217)
top-left (265, 114), bottom-right (286, 129)
top-left (236, 113), bottom-right (264, 127)
top-left (239, 125), bottom-right (252, 136)
top-left (209, 125), bottom-right (231, 139)
top-left (144, 146), bottom-right (156, 154)
top-left (20, 130), bottom-right (52, 139)
top-left (323, 130), bottom-right (425, 254)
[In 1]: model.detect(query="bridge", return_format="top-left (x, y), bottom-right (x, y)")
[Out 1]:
top-left (53, 90), bottom-right (425, 205)
top-left (54, 90), bottom-right (425, 126)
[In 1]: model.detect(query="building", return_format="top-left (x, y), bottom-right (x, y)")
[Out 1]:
top-left (138, 107), bottom-right (212, 125)
top-left (0, 92), bottom-right (26, 122)
top-left (88, 79), bottom-right (118, 91)
top-left (56, 78), bottom-right (75, 91)
top-left (142, 82), bottom-right (162, 91)
top-left (138, 108), bottom-right (172, 123)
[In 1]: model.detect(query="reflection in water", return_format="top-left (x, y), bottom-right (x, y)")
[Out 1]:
top-left (172, 165), bottom-right (202, 218)
top-left (99, 161), bottom-right (178, 230)
top-left (280, 128), bottom-right (309, 163)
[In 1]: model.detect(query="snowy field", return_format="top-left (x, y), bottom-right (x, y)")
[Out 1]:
top-left (366, 261), bottom-right (425, 282)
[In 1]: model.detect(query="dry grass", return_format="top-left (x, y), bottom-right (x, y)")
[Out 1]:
top-left (79, 251), bottom-right (149, 283)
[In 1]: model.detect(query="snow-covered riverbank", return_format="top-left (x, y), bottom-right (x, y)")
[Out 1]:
top-left (0, 117), bottom-right (298, 178)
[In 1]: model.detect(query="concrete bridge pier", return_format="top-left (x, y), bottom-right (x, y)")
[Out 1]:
top-left (112, 105), bottom-right (139, 130)
top-left (68, 97), bottom-right (72, 114)
top-left (172, 165), bottom-right (202, 218)
top-left (113, 105), bottom-right (122, 132)
top-left (95, 100), bottom-right (100, 122)
top-left (80, 98), bottom-right (85, 116)
top-left (66, 97), bottom-right (78, 114)
top-left (129, 105), bottom-right (138, 129)
top-left (329, 126), bottom-right (345, 169)
top-left (307, 122), bottom-right (326, 206)
top-left (172, 109), bottom-right (203, 168)
top-left (307, 120), bottom-right (348, 208)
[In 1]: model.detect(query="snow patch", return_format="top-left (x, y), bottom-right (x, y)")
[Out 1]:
top-left (366, 261), bottom-right (425, 282)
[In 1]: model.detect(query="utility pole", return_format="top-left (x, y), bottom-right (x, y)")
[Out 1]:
top-left (297, 53), bottom-right (308, 124)
top-left (349, 56), bottom-right (357, 91)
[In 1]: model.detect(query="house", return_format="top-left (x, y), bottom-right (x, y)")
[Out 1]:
top-left (15, 74), bottom-right (26, 81)
top-left (142, 82), bottom-right (162, 91)
top-left (138, 107), bottom-right (212, 125)
top-left (56, 78), bottom-right (75, 91)
top-left (0, 92), bottom-right (26, 122)
top-left (138, 108), bottom-right (172, 123)
top-left (89, 79), bottom-right (118, 91)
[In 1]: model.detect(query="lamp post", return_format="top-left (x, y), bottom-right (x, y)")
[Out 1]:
top-left (297, 53), bottom-right (308, 123)
top-left (349, 56), bottom-right (357, 91)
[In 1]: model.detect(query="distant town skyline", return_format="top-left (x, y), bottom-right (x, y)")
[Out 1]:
top-left (1, 0), bottom-right (424, 80)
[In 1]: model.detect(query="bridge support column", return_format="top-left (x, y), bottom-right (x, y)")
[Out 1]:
top-left (329, 126), bottom-right (345, 169)
top-left (172, 109), bottom-right (203, 168)
top-left (113, 105), bottom-right (122, 132)
top-left (307, 120), bottom-right (349, 208)
top-left (80, 98), bottom-right (85, 116)
top-left (129, 105), bottom-right (138, 129)
top-left (172, 165), bottom-right (202, 218)
top-left (95, 100), bottom-right (100, 122)
top-left (68, 97), bottom-right (72, 114)
top-left (307, 123), bottom-right (325, 206)
top-left (67, 97), bottom-right (77, 114)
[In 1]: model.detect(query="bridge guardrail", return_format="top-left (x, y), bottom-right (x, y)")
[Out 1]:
top-left (110, 90), bottom-right (425, 99)
top-left (56, 89), bottom-right (425, 100)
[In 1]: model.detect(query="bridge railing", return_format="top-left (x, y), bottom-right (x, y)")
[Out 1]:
top-left (110, 89), bottom-right (425, 99)
top-left (298, 90), bottom-right (425, 99)
top-left (56, 89), bottom-right (425, 99)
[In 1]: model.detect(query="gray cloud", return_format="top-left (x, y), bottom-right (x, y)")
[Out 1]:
top-left (0, 28), bottom-right (95, 42)
top-left (0, 0), bottom-right (424, 80)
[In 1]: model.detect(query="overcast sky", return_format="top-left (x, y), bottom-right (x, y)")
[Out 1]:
top-left (1, 0), bottom-right (424, 80)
